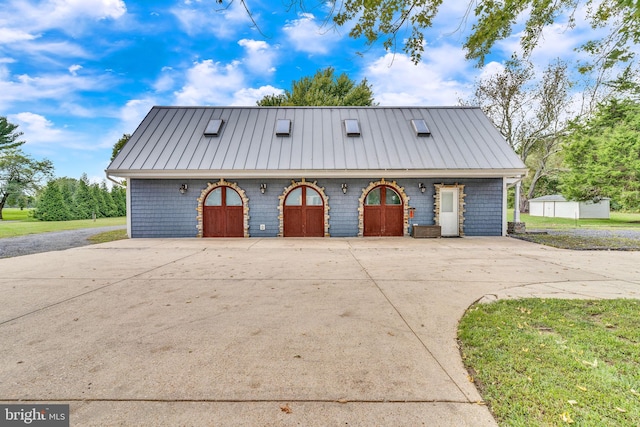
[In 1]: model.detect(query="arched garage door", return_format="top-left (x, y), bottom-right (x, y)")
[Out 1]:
top-left (203, 186), bottom-right (244, 237)
top-left (364, 186), bottom-right (403, 236)
top-left (283, 186), bottom-right (324, 237)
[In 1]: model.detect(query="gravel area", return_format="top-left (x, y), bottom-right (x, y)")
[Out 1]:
top-left (511, 227), bottom-right (640, 250)
top-left (535, 228), bottom-right (640, 239)
top-left (0, 226), bottom-right (126, 258)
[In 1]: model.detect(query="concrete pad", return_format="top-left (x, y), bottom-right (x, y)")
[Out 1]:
top-left (482, 280), bottom-right (640, 302)
top-left (1, 236), bottom-right (638, 426)
top-left (0, 246), bottom-right (206, 280)
top-left (0, 277), bottom-right (464, 402)
top-left (136, 247), bottom-right (369, 281)
top-left (0, 278), bottom-right (112, 323)
top-left (67, 401), bottom-right (497, 426)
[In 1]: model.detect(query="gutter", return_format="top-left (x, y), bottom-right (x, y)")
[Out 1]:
top-left (106, 173), bottom-right (126, 187)
top-left (105, 168), bottom-right (530, 180)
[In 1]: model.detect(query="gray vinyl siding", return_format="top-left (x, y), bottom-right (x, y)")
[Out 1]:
top-left (129, 179), bottom-right (199, 238)
top-left (129, 178), bottom-right (503, 238)
top-left (458, 179), bottom-right (504, 236)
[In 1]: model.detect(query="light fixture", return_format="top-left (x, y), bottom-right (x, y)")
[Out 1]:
top-left (341, 183), bottom-right (348, 194)
top-left (260, 183), bottom-right (267, 194)
top-left (418, 182), bottom-right (426, 193)
top-left (179, 183), bottom-right (188, 194)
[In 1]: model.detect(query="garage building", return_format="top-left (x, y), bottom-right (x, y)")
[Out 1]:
top-left (106, 106), bottom-right (527, 238)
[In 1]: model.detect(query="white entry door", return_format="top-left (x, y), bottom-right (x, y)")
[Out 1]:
top-left (439, 188), bottom-right (459, 236)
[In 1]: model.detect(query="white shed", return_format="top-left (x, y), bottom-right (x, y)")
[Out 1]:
top-left (529, 195), bottom-right (610, 219)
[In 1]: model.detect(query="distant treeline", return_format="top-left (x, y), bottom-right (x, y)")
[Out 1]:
top-left (34, 175), bottom-right (126, 221)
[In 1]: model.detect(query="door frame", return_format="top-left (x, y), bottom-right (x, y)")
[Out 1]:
top-left (197, 179), bottom-right (250, 238)
top-left (434, 183), bottom-right (465, 237)
top-left (278, 179), bottom-right (330, 237)
top-left (358, 179), bottom-right (410, 237)
top-left (362, 185), bottom-right (404, 236)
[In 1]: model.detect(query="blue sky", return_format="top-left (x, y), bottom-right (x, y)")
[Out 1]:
top-left (1, 0), bottom-right (598, 183)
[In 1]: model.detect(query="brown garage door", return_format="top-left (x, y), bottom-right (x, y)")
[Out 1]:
top-left (364, 186), bottom-right (403, 236)
top-left (283, 186), bottom-right (324, 237)
top-left (203, 186), bottom-right (244, 237)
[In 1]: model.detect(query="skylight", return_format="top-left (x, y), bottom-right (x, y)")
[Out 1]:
top-left (344, 119), bottom-right (360, 136)
top-left (411, 119), bottom-right (431, 136)
top-left (276, 119), bottom-right (291, 136)
top-left (204, 119), bottom-right (224, 137)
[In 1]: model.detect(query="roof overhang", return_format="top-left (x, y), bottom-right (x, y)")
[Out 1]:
top-left (106, 168), bottom-right (528, 180)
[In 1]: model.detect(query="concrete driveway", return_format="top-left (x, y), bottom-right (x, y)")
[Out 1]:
top-left (1, 237), bottom-right (638, 426)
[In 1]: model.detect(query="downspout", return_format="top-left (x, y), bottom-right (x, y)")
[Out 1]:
top-left (106, 173), bottom-right (125, 188)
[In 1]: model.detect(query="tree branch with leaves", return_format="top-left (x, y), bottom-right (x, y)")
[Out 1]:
top-left (0, 150), bottom-right (54, 220)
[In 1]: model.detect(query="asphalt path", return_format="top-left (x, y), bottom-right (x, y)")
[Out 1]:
top-left (0, 225), bottom-right (126, 258)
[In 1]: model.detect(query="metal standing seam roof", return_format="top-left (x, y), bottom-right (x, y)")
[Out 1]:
top-left (106, 106), bottom-right (527, 179)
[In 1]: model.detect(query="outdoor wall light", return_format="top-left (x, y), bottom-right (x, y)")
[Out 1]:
top-left (341, 183), bottom-right (348, 194)
top-left (260, 183), bottom-right (267, 194)
top-left (179, 183), bottom-right (188, 194)
top-left (418, 182), bottom-right (426, 193)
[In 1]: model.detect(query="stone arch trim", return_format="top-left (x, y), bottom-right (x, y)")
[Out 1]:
top-left (196, 179), bottom-right (250, 238)
top-left (434, 183), bottom-right (466, 236)
top-left (278, 178), bottom-right (330, 237)
top-left (358, 179), bottom-right (411, 237)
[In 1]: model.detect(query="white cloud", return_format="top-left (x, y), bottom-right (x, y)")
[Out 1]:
top-left (0, 28), bottom-right (39, 44)
top-left (173, 60), bottom-right (246, 105)
top-left (0, 68), bottom-right (109, 110)
top-left (365, 48), bottom-right (475, 106)
top-left (238, 39), bottom-right (277, 75)
top-left (171, 0), bottom-right (252, 38)
top-left (10, 0), bottom-right (126, 33)
top-left (7, 112), bottom-right (90, 150)
top-left (153, 67), bottom-right (177, 92)
top-left (119, 98), bottom-right (157, 134)
top-left (231, 85), bottom-right (284, 106)
top-left (478, 61), bottom-right (506, 82)
top-left (69, 64), bottom-right (82, 75)
top-left (283, 13), bottom-right (342, 55)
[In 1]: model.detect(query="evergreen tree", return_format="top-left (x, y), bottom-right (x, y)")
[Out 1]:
top-left (90, 183), bottom-right (108, 217)
top-left (101, 181), bottom-right (118, 217)
top-left (56, 177), bottom-right (78, 218)
top-left (111, 185), bottom-right (127, 216)
top-left (73, 176), bottom-right (94, 219)
top-left (34, 180), bottom-right (73, 221)
top-left (0, 117), bottom-right (25, 152)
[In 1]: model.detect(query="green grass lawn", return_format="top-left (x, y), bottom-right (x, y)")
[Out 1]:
top-left (0, 208), bottom-right (126, 238)
top-left (1, 208), bottom-right (34, 221)
top-left (458, 299), bottom-right (640, 426)
top-left (508, 212), bottom-right (640, 229)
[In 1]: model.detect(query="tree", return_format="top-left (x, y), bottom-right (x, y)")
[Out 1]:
top-left (33, 180), bottom-right (73, 221)
top-left (54, 177), bottom-right (78, 218)
top-left (111, 133), bottom-right (130, 162)
top-left (111, 185), bottom-right (127, 216)
top-left (0, 150), bottom-right (54, 220)
top-left (225, 1), bottom-right (640, 69)
top-left (100, 181), bottom-right (118, 217)
top-left (0, 117), bottom-right (25, 152)
top-left (90, 183), bottom-right (108, 218)
top-left (73, 174), bottom-right (95, 219)
top-left (561, 98), bottom-right (640, 211)
top-left (466, 57), bottom-right (577, 211)
top-left (257, 67), bottom-right (376, 106)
